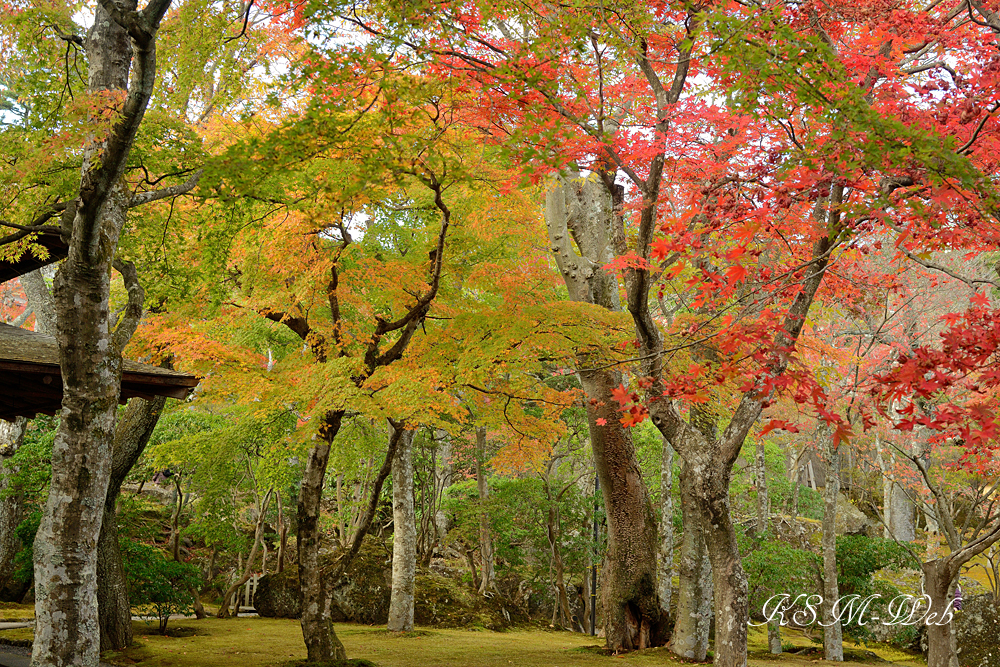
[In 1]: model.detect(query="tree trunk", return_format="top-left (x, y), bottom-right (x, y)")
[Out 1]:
top-left (821, 433), bottom-right (843, 661)
top-left (700, 462), bottom-right (750, 667)
top-left (923, 560), bottom-right (959, 667)
top-left (219, 488), bottom-right (273, 618)
top-left (755, 440), bottom-right (768, 532)
top-left (546, 174), bottom-right (667, 651)
top-left (388, 427), bottom-right (416, 632)
top-left (768, 619), bottom-right (782, 654)
top-left (670, 460), bottom-right (712, 661)
top-left (475, 427), bottom-right (495, 595)
top-left (169, 475), bottom-right (183, 562)
top-left (297, 412), bottom-right (348, 662)
top-left (433, 429), bottom-right (452, 545)
top-left (658, 438), bottom-right (675, 617)
top-left (546, 503), bottom-right (576, 630)
top-left (98, 395), bottom-right (166, 652)
top-left (335, 473), bottom-right (347, 548)
top-left (889, 482), bottom-right (915, 542)
top-left (0, 419), bottom-right (27, 596)
top-left (581, 369), bottom-right (666, 651)
top-left (276, 489), bottom-right (287, 573)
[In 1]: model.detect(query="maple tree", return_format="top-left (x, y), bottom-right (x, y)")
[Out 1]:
top-left (289, 1), bottom-right (1000, 664)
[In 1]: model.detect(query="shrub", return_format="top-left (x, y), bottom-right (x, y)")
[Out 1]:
top-left (121, 539), bottom-right (201, 634)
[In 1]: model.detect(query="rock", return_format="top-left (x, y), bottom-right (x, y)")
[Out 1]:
top-left (253, 570), bottom-right (301, 619)
top-left (254, 544), bottom-right (527, 628)
top-left (955, 594), bottom-right (1000, 667)
top-left (836, 493), bottom-right (874, 536)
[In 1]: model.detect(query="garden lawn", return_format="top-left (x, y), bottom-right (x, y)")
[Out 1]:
top-left (15, 618), bottom-right (926, 667)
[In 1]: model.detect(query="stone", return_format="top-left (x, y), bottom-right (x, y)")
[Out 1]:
top-left (955, 594), bottom-right (1000, 667)
top-left (254, 544), bottom-right (527, 629)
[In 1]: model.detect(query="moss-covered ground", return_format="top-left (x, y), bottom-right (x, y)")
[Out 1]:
top-left (0, 602), bottom-right (33, 622)
top-left (0, 617), bottom-right (927, 667)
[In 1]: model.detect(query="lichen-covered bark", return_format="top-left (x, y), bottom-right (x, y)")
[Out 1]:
top-left (388, 427), bottom-right (416, 632)
top-left (98, 395), bottom-right (166, 651)
top-left (821, 432), bottom-right (843, 661)
top-left (657, 439), bottom-right (674, 617)
top-left (670, 460), bottom-right (711, 661)
top-left (29, 0), bottom-right (172, 664)
top-left (475, 427), bottom-right (495, 595)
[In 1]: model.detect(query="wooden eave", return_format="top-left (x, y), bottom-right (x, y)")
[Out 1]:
top-left (0, 228), bottom-right (69, 284)
top-left (0, 323), bottom-right (198, 421)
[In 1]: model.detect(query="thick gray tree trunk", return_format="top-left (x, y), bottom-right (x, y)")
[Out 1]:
top-left (0, 419), bottom-right (27, 596)
top-left (888, 483), bottom-right (915, 542)
top-left (657, 438), bottom-right (674, 616)
top-left (821, 433), bottom-right (843, 661)
top-left (670, 461), bottom-right (712, 661)
top-left (97, 395), bottom-right (166, 651)
top-left (475, 427), bottom-right (495, 594)
top-left (31, 1), bottom-right (171, 663)
top-left (388, 427), bottom-right (416, 632)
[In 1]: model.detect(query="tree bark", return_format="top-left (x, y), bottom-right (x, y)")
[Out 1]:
top-left (768, 619), bottom-right (782, 654)
top-left (755, 440), bottom-right (768, 532)
top-left (888, 482), bottom-right (915, 542)
top-left (30, 0), bottom-right (171, 663)
top-left (923, 560), bottom-right (959, 667)
top-left (388, 426), bottom-right (416, 632)
top-left (546, 175), bottom-right (666, 651)
top-left (297, 411), bottom-right (348, 663)
top-left (98, 395), bottom-right (166, 652)
top-left (169, 475), bottom-right (183, 562)
top-left (0, 419), bottom-right (27, 597)
top-left (475, 427), bottom-right (495, 595)
top-left (658, 438), bottom-right (675, 617)
top-left (433, 429), bottom-right (453, 545)
top-left (276, 489), bottom-right (287, 573)
top-left (821, 431), bottom-right (843, 661)
top-left (670, 460), bottom-right (712, 661)
top-left (546, 503), bottom-right (576, 630)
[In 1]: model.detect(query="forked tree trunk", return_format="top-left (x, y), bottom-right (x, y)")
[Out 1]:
top-left (670, 461), bottom-right (712, 661)
top-left (657, 438), bottom-right (675, 617)
top-left (475, 427), bottom-right (495, 594)
top-left (821, 433), bottom-right (843, 661)
top-left (297, 411), bottom-right (348, 662)
top-left (0, 419), bottom-right (27, 596)
top-left (98, 395), bottom-right (166, 652)
top-left (546, 175), bottom-right (667, 652)
top-left (32, 1), bottom-right (171, 662)
top-left (388, 427), bottom-right (416, 632)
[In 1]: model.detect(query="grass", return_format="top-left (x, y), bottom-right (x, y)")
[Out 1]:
top-left (0, 602), bottom-right (33, 622)
top-left (0, 617), bottom-right (927, 667)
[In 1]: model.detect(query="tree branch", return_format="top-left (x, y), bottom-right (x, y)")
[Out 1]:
top-left (129, 169), bottom-right (203, 207)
